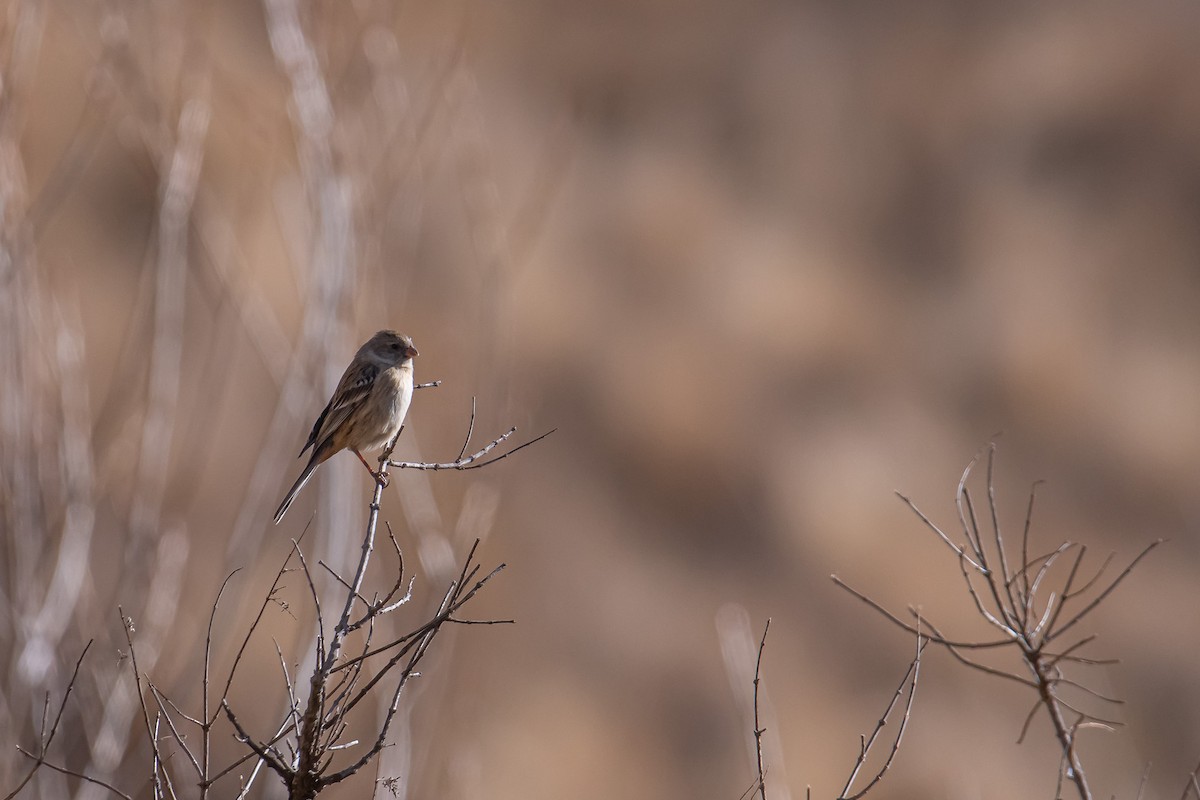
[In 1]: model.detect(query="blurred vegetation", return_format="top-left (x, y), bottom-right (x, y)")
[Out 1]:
top-left (2, 1), bottom-right (1199, 798)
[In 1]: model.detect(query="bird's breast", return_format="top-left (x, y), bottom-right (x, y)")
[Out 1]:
top-left (384, 366), bottom-right (414, 423)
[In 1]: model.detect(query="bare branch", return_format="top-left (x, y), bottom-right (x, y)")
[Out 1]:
top-left (955, 458), bottom-right (987, 563)
top-left (12, 748), bottom-right (132, 800)
top-left (916, 617), bottom-right (1036, 688)
top-left (1024, 544), bottom-right (1075, 625)
top-left (955, 552), bottom-right (1018, 638)
top-left (960, 487), bottom-right (1017, 632)
top-left (1016, 698), bottom-right (1041, 745)
top-left (1182, 758), bottom-right (1200, 800)
top-left (1045, 676), bottom-right (1124, 706)
top-left (204, 717), bottom-right (298, 787)
top-left (221, 701), bottom-right (291, 780)
top-left (1051, 696), bottom-right (1122, 730)
top-left (147, 683), bottom-right (203, 779)
top-left (983, 447), bottom-right (1017, 613)
top-left (1046, 540), bottom-right (1164, 643)
top-left (838, 632), bottom-right (926, 800)
top-left (118, 607), bottom-right (166, 798)
top-left (319, 559), bottom-right (370, 608)
top-left (4, 641), bottom-right (93, 800)
top-left (457, 396), bottom-right (477, 461)
top-left (1038, 546), bottom-right (1090, 640)
top-left (844, 447), bottom-right (1162, 800)
top-left (1064, 551), bottom-right (1117, 602)
top-left (331, 561), bottom-right (506, 678)
top-left (388, 427), bottom-right (555, 471)
top-left (319, 542), bottom-right (503, 787)
top-left (1135, 762), bottom-right (1152, 800)
top-left (895, 492), bottom-right (981, 571)
top-left (220, 541), bottom-right (302, 711)
top-left (831, 575), bottom-right (1012, 649)
top-left (753, 619), bottom-right (770, 800)
top-left (273, 640), bottom-right (303, 742)
top-left (1044, 636), bottom-right (1118, 668)
top-left (1016, 480), bottom-right (1045, 612)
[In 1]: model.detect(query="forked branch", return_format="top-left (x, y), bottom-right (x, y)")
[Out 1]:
top-left (832, 445), bottom-right (1160, 800)
top-left (836, 631), bottom-right (926, 800)
top-left (386, 392), bottom-right (554, 472)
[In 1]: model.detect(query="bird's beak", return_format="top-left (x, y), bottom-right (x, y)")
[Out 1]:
top-left (406, 344), bottom-right (419, 358)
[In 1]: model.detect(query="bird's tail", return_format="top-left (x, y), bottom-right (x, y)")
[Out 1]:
top-left (273, 457), bottom-right (321, 524)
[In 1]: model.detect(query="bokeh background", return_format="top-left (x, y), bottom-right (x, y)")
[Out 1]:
top-left (2, 1), bottom-right (1200, 798)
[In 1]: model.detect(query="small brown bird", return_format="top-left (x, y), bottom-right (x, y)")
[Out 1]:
top-left (274, 330), bottom-right (418, 524)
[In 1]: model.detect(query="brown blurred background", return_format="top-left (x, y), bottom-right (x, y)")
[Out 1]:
top-left (2, 0), bottom-right (1200, 797)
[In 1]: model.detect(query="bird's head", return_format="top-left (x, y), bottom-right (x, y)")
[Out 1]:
top-left (362, 330), bottom-right (418, 366)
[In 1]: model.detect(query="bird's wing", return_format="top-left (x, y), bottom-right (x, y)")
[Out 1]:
top-left (299, 362), bottom-right (378, 456)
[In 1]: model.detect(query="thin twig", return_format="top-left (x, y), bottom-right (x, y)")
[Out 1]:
top-left (1179, 757), bottom-right (1200, 800)
top-left (1039, 547), bottom-right (1089, 640)
top-left (202, 567), bottom-right (240, 795)
top-left (147, 683), bottom-right (203, 779)
top-left (895, 492), bottom-right (982, 570)
top-left (1045, 636), bottom-right (1117, 668)
top-left (984, 447), bottom-right (1019, 619)
top-left (843, 448), bottom-right (1161, 800)
top-left (752, 619), bottom-right (770, 800)
top-left (292, 542), bottom-right (326, 666)
top-left (961, 487), bottom-right (1015, 631)
top-left (388, 427), bottom-right (555, 471)
top-left (330, 561), bottom-right (505, 677)
top-left (839, 632), bottom-right (926, 800)
top-left (831, 576), bottom-right (1012, 649)
top-left (456, 396), bottom-right (477, 461)
top-left (318, 559), bottom-right (371, 608)
top-left (1046, 676), bottom-right (1124, 705)
top-left (274, 639), bottom-right (303, 742)
top-left (1065, 551), bottom-right (1117, 601)
top-left (220, 542), bottom-right (301, 709)
top-left (955, 551), bottom-right (1018, 638)
top-left (12, 749), bottom-right (132, 800)
top-left (4, 641), bottom-right (93, 800)
top-left (118, 607), bottom-right (166, 798)
top-left (321, 544), bottom-right (499, 786)
top-left (221, 701), bottom-right (291, 778)
top-left (335, 562), bottom-right (505, 714)
top-left (1050, 695), bottom-right (1122, 729)
top-left (1016, 697), bottom-right (1042, 745)
top-left (1016, 480), bottom-right (1043, 620)
top-left (917, 617), bottom-right (1036, 688)
top-left (205, 717), bottom-right (297, 786)
top-left (1135, 762), bottom-right (1151, 800)
top-left (956, 459), bottom-right (987, 565)
top-left (1046, 540), bottom-right (1163, 643)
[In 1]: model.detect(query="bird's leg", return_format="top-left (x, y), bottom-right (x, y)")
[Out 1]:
top-left (353, 449), bottom-right (390, 488)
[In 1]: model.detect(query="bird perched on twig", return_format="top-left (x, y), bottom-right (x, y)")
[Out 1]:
top-left (274, 330), bottom-right (418, 524)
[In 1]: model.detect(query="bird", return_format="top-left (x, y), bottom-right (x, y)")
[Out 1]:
top-left (273, 330), bottom-right (418, 524)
